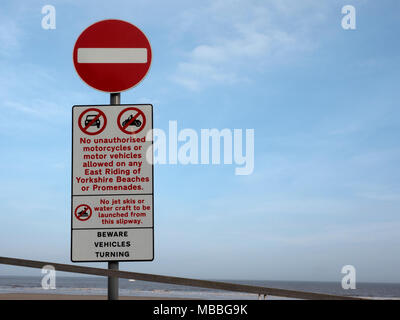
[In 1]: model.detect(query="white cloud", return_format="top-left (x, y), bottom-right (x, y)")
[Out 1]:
top-left (0, 15), bottom-right (22, 56)
top-left (137, 97), bottom-right (161, 106)
top-left (252, 221), bottom-right (400, 247)
top-left (329, 124), bottom-right (360, 136)
top-left (3, 99), bottom-right (68, 120)
top-left (171, 0), bottom-right (328, 90)
top-left (356, 192), bottom-right (400, 201)
top-left (172, 61), bottom-right (240, 91)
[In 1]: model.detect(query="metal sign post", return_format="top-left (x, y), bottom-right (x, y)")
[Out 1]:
top-left (108, 92), bottom-right (120, 300)
top-left (72, 20), bottom-right (154, 302)
top-left (110, 92), bottom-right (120, 105)
top-left (108, 260), bottom-right (119, 300)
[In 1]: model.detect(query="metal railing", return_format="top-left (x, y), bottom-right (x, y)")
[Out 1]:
top-left (0, 256), bottom-right (364, 300)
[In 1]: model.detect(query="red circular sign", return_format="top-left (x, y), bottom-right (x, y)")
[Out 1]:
top-left (117, 107), bottom-right (146, 135)
top-left (78, 108), bottom-right (107, 135)
top-left (73, 19), bottom-right (152, 92)
top-left (74, 204), bottom-right (92, 221)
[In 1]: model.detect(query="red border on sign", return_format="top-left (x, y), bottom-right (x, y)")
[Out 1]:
top-left (72, 19), bottom-right (152, 93)
top-left (117, 107), bottom-right (146, 135)
top-left (78, 108), bottom-right (107, 135)
top-left (74, 204), bottom-right (92, 222)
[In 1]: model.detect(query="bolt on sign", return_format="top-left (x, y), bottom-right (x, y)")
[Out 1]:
top-left (71, 104), bottom-right (153, 262)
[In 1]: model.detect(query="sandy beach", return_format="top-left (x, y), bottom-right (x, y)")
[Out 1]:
top-left (0, 293), bottom-right (189, 300)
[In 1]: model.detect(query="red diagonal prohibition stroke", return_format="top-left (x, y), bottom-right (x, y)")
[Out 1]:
top-left (122, 111), bottom-right (142, 130)
top-left (77, 207), bottom-right (88, 217)
top-left (83, 113), bottom-right (102, 131)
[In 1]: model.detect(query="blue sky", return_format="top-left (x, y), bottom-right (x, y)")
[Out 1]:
top-left (1, 0), bottom-right (400, 282)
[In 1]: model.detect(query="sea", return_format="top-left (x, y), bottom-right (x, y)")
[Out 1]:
top-left (1, 276), bottom-right (400, 299)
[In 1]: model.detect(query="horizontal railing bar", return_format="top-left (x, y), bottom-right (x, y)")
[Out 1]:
top-left (0, 256), bottom-right (363, 300)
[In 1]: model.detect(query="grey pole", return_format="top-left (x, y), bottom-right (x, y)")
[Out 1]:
top-left (108, 92), bottom-right (120, 300)
top-left (108, 261), bottom-right (119, 300)
top-left (110, 92), bottom-right (120, 105)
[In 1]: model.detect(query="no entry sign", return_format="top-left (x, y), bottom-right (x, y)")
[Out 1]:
top-left (71, 104), bottom-right (154, 262)
top-left (73, 20), bottom-right (152, 92)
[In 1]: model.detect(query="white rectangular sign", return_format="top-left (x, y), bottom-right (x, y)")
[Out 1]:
top-left (71, 104), bottom-right (153, 262)
top-left (72, 229), bottom-right (153, 261)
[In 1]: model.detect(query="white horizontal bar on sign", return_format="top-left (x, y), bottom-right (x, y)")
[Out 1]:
top-left (77, 48), bottom-right (148, 63)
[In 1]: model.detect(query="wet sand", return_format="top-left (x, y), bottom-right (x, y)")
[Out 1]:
top-left (0, 293), bottom-right (189, 300)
